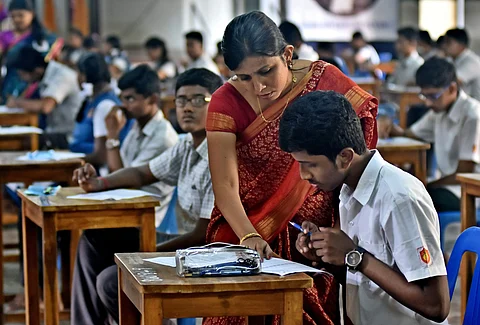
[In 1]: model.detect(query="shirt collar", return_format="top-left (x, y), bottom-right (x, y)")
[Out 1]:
top-left (447, 90), bottom-right (468, 123)
top-left (184, 133), bottom-right (209, 160)
top-left (137, 110), bottom-right (164, 137)
top-left (340, 150), bottom-right (386, 207)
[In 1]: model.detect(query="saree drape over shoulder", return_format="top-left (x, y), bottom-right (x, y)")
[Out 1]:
top-left (205, 61), bottom-right (378, 325)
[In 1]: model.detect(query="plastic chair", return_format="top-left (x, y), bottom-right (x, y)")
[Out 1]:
top-left (378, 52), bottom-right (393, 63)
top-left (446, 227), bottom-right (480, 324)
top-left (438, 210), bottom-right (480, 251)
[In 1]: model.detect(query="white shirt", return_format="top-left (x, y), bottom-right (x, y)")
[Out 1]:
top-left (388, 51), bottom-right (424, 86)
top-left (296, 43), bottom-right (319, 61)
top-left (340, 151), bottom-right (447, 325)
top-left (149, 134), bottom-right (213, 234)
top-left (411, 90), bottom-right (480, 197)
top-left (186, 53), bottom-right (221, 75)
top-left (120, 110), bottom-right (179, 226)
top-left (355, 44), bottom-right (380, 66)
top-left (92, 99), bottom-right (116, 138)
top-left (454, 49), bottom-right (480, 101)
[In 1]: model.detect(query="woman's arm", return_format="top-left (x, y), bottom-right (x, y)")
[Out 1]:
top-left (207, 131), bottom-right (273, 258)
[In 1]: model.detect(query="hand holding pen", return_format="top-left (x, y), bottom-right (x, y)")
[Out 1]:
top-left (292, 221), bottom-right (323, 264)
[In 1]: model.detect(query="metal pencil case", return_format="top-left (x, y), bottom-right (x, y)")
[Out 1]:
top-left (175, 242), bottom-right (261, 277)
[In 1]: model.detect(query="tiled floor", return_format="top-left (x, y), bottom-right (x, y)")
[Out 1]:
top-left (3, 223), bottom-right (463, 325)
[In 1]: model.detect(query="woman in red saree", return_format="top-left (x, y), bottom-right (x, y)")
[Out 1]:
top-left (205, 12), bottom-right (377, 325)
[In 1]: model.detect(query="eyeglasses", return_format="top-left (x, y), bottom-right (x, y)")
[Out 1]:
top-left (418, 86), bottom-right (449, 101)
top-left (175, 95), bottom-right (211, 108)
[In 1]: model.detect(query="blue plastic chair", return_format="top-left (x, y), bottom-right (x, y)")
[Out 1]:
top-left (447, 227), bottom-right (480, 324)
top-left (438, 210), bottom-right (480, 250)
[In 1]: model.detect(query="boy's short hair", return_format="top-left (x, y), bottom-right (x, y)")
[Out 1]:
top-left (9, 46), bottom-right (47, 72)
top-left (175, 68), bottom-right (224, 95)
top-left (77, 53), bottom-right (111, 84)
top-left (279, 91), bottom-right (367, 162)
top-left (185, 31), bottom-right (203, 44)
top-left (118, 65), bottom-right (160, 97)
top-left (352, 31), bottom-right (364, 40)
top-left (106, 35), bottom-right (122, 50)
top-left (445, 28), bottom-right (469, 46)
top-left (397, 27), bottom-right (418, 42)
top-left (418, 30), bottom-right (433, 46)
top-left (416, 57), bottom-right (457, 89)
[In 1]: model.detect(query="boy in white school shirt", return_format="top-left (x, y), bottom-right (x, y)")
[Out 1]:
top-left (278, 91), bottom-right (450, 325)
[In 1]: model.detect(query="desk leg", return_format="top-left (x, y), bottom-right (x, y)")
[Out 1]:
top-left (42, 216), bottom-right (59, 325)
top-left (460, 187), bottom-right (476, 324)
top-left (281, 290), bottom-right (303, 325)
top-left (118, 267), bottom-right (140, 325)
top-left (139, 209), bottom-right (156, 252)
top-left (416, 150), bottom-right (427, 185)
top-left (22, 202), bottom-right (40, 325)
top-left (142, 296), bottom-right (163, 325)
top-left (0, 185), bottom-right (4, 325)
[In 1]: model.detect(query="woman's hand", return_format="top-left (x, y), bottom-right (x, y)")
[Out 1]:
top-left (242, 237), bottom-right (274, 261)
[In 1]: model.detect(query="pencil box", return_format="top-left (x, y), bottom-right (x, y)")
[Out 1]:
top-left (175, 242), bottom-right (261, 277)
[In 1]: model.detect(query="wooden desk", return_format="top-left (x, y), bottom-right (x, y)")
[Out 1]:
top-left (19, 187), bottom-right (158, 325)
top-left (0, 152), bottom-right (83, 324)
top-left (0, 110), bottom-right (39, 151)
top-left (116, 252), bottom-right (312, 325)
top-left (456, 173), bottom-right (480, 323)
top-left (377, 137), bottom-right (431, 184)
top-left (382, 87), bottom-right (423, 129)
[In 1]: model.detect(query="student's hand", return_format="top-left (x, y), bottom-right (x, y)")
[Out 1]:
top-left (72, 163), bottom-right (103, 192)
top-left (105, 106), bottom-right (127, 139)
top-left (242, 237), bottom-right (274, 261)
top-left (308, 228), bottom-right (356, 266)
top-left (6, 96), bottom-right (17, 108)
top-left (296, 221), bottom-right (322, 263)
top-left (377, 115), bottom-right (393, 139)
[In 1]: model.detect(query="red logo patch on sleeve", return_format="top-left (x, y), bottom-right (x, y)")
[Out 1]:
top-left (418, 247), bottom-right (431, 265)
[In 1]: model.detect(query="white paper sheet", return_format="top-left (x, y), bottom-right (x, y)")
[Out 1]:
top-left (16, 151), bottom-right (85, 161)
top-left (377, 137), bottom-right (425, 146)
top-left (144, 256), bottom-right (176, 267)
top-left (0, 126), bottom-right (43, 135)
top-left (67, 189), bottom-right (161, 201)
top-left (0, 105), bottom-right (24, 113)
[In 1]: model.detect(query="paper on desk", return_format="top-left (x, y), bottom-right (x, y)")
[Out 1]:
top-left (67, 189), bottom-right (161, 201)
top-left (0, 105), bottom-right (24, 113)
top-left (16, 150), bottom-right (85, 161)
top-left (377, 137), bottom-right (421, 146)
top-left (144, 256), bottom-right (176, 267)
top-left (0, 126), bottom-right (43, 135)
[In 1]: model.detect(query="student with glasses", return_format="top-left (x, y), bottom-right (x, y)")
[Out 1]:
top-left (380, 57), bottom-right (480, 212)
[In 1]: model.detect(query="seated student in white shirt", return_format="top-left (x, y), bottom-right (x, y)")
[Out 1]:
top-left (278, 91), bottom-right (450, 325)
top-left (278, 21), bottom-right (319, 61)
top-left (184, 31), bottom-right (221, 75)
top-left (380, 57), bottom-right (480, 212)
top-left (70, 68), bottom-right (223, 325)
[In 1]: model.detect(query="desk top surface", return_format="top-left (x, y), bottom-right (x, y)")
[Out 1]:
top-left (18, 187), bottom-right (160, 212)
top-left (0, 151), bottom-right (84, 168)
top-left (457, 173), bottom-right (480, 185)
top-left (115, 252), bottom-right (313, 294)
top-left (377, 137), bottom-right (431, 151)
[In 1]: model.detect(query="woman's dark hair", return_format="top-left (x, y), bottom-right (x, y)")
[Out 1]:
top-left (106, 35), bottom-right (122, 50)
top-left (77, 53), bottom-right (111, 84)
top-left (279, 91), bottom-right (367, 162)
top-left (221, 11), bottom-right (288, 70)
top-left (416, 57), bottom-right (456, 89)
top-left (175, 68), bottom-right (224, 95)
top-left (144, 37), bottom-right (169, 66)
top-left (118, 65), bottom-right (160, 97)
top-left (9, 0), bottom-right (46, 45)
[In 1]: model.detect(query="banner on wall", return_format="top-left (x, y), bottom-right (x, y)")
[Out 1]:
top-left (286, 0), bottom-right (399, 41)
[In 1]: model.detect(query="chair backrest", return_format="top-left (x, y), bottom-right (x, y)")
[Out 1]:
top-left (447, 227), bottom-right (480, 324)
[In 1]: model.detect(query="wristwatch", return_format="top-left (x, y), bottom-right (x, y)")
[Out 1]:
top-left (345, 246), bottom-right (366, 273)
top-left (105, 138), bottom-right (120, 150)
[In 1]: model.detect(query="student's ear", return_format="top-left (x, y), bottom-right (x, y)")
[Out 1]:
top-left (449, 81), bottom-right (458, 94)
top-left (283, 45), bottom-right (295, 63)
top-left (336, 148), bottom-right (354, 170)
top-left (148, 93), bottom-right (159, 105)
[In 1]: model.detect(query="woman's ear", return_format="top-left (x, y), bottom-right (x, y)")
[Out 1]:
top-left (283, 45), bottom-right (295, 62)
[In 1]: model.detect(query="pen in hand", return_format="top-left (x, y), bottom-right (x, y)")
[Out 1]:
top-left (289, 221), bottom-right (311, 236)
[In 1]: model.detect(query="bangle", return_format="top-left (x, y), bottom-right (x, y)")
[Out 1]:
top-left (240, 232), bottom-right (262, 244)
top-left (98, 177), bottom-right (109, 190)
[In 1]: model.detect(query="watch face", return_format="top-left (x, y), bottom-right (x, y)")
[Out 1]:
top-left (346, 251), bottom-right (361, 266)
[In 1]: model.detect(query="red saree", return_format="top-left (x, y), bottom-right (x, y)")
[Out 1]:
top-left (205, 61), bottom-right (378, 325)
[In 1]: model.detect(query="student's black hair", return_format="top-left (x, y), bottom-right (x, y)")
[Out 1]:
top-left (445, 28), bottom-right (469, 47)
top-left (216, 41), bottom-right (223, 55)
top-left (117, 64), bottom-right (160, 97)
top-left (175, 68), bottom-right (224, 95)
top-left (77, 53), bottom-right (111, 84)
top-left (317, 42), bottom-right (335, 54)
top-left (185, 31), bottom-right (203, 44)
top-left (69, 27), bottom-right (84, 39)
top-left (144, 37), bottom-right (169, 66)
top-left (416, 57), bottom-right (456, 89)
top-left (221, 11), bottom-right (288, 71)
top-left (418, 30), bottom-right (433, 46)
top-left (106, 35), bottom-right (122, 50)
top-left (83, 34), bottom-right (100, 50)
top-left (397, 27), bottom-right (418, 42)
top-left (436, 35), bottom-right (446, 48)
top-left (10, 45), bottom-right (47, 72)
top-left (9, 0), bottom-right (46, 45)
top-left (279, 91), bottom-right (367, 162)
top-left (278, 21), bottom-right (303, 45)
top-left (352, 31), bottom-right (364, 40)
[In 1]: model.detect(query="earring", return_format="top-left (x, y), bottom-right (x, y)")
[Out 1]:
top-left (288, 61), bottom-right (293, 70)
top-left (232, 75), bottom-right (238, 81)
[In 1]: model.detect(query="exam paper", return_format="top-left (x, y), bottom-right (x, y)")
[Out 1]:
top-left (144, 256), bottom-right (176, 267)
top-left (67, 189), bottom-right (161, 201)
top-left (0, 126), bottom-right (43, 135)
top-left (16, 151), bottom-right (85, 161)
top-left (0, 105), bottom-right (24, 113)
